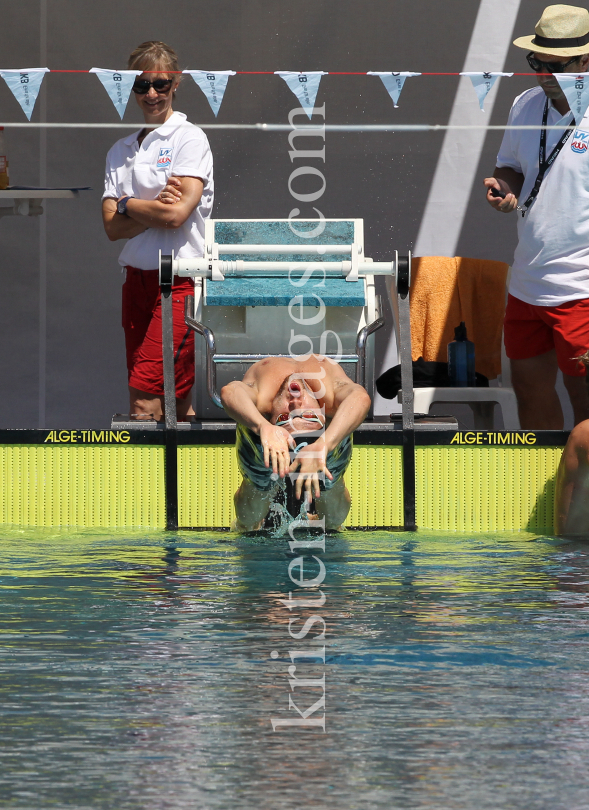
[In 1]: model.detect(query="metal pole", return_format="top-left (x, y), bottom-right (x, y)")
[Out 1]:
top-left (160, 255), bottom-right (178, 530)
top-left (397, 254), bottom-right (416, 531)
top-left (38, 0), bottom-right (47, 429)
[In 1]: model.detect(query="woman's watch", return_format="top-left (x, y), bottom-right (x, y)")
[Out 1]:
top-left (117, 196), bottom-right (133, 215)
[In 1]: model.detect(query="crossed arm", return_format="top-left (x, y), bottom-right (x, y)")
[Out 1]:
top-left (102, 175), bottom-right (204, 241)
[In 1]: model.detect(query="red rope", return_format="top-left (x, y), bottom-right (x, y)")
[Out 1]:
top-left (40, 70), bottom-right (548, 75)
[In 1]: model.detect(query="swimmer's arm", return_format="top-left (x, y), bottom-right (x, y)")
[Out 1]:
top-left (220, 380), bottom-right (265, 433)
top-left (322, 380), bottom-right (371, 452)
top-left (555, 423), bottom-right (589, 534)
top-left (125, 176), bottom-right (204, 230)
top-left (102, 198), bottom-right (148, 241)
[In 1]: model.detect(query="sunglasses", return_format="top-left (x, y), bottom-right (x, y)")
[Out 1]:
top-left (132, 78), bottom-right (174, 95)
top-left (275, 411), bottom-right (324, 427)
top-left (526, 52), bottom-right (582, 74)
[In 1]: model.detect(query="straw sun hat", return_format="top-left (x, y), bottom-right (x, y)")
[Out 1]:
top-left (514, 4), bottom-right (589, 56)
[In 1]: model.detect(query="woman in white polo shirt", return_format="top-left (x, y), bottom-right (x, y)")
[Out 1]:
top-left (102, 41), bottom-right (214, 420)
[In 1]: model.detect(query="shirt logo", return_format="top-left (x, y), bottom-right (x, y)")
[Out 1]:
top-left (571, 129), bottom-right (589, 154)
top-left (156, 148), bottom-right (173, 167)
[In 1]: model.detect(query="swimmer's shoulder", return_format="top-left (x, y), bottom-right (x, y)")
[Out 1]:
top-left (566, 419), bottom-right (589, 459)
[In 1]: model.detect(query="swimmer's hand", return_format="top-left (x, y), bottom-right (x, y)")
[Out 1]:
top-left (158, 176), bottom-right (183, 205)
top-left (259, 421), bottom-right (296, 478)
top-left (289, 437), bottom-right (333, 501)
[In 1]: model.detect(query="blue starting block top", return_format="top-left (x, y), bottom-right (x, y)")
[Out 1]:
top-left (205, 219), bottom-right (366, 307)
top-left (204, 276), bottom-right (366, 307)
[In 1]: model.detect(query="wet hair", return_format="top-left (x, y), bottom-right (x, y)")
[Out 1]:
top-left (127, 41), bottom-right (181, 83)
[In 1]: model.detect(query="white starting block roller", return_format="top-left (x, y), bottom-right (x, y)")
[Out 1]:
top-left (159, 218), bottom-right (411, 420)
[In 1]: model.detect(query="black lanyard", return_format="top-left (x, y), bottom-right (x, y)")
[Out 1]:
top-left (521, 99), bottom-right (575, 216)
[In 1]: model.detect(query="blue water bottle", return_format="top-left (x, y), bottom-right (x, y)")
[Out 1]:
top-left (448, 321), bottom-right (476, 387)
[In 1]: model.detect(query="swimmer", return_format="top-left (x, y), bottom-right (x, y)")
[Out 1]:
top-left (220, 355), bottom-right (371, 532)
top-left (555, 350), bottom-right (589, 534)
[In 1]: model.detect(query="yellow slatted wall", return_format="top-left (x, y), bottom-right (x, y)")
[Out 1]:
top-left (0, 445), bottom-right (165, 528)
top-left (344, 446), bottom-right (403, 528)
top-left (178, 446), bottom-right (241, 528)
top-left (0, 442), bottom-right (562, 531)
top-left (416, 446), bottom-right (561, 532)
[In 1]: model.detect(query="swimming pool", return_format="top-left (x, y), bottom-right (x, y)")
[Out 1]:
top-left (2, 528), bottom-right (589, 809)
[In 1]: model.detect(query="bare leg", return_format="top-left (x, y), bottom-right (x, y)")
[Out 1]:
top-left (233, 477), bottom-right (272, 531)
top-left (563, 373), bottom-right (589, 426)
top-left (555, 420), bottom-right (589, 534)
top-left (314, 477), bottom-right (351, 531)
top-left (510, 351), bottom-right (562, 429)
top-left (129, 387), bottom-right (195, 420)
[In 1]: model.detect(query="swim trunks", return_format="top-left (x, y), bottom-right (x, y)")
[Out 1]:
top-left (235, 424), bottom-right (352, 492)
top-left (122, 266), bottom-right (195, 398)
top-left (504, 293), bottom-right (589, 377)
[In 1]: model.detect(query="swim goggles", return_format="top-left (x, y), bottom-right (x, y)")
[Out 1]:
top-left (275, 410), bottom-right (324, 427)
top-left (132, 78), bottom-right (174, 95)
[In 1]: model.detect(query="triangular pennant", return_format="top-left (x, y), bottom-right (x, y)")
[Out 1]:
top-left (89, 68), bottom-right (142, 119)
top-left (183, 70), bottom-right (236, 117)
top-left (460, 72), bottom-right (513, 112)
top-left (554, 73), bottom-right (589, 122)
top-left (0, 68), bottom-right (49, 120)
top-left (367, 72), bottom-right (421, 108)
top-left (275, 71), bottom-right (327, 119)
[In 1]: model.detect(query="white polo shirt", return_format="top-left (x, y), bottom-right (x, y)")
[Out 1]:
top-left (497, 86), bottom-right (589, 306)
top-left (103, 111), bottom-right (214, 270)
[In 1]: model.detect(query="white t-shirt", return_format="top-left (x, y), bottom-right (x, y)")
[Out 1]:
top-left (103, 111), bottom-right (214, 270)
top-left (497, 86), bottom-right (589, 305)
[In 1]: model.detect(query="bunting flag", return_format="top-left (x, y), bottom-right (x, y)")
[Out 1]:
top-left (460, 72), bottom-right (513, 112)
top-left (554, 73), bottom-right (589, 122)
top-left (0, 68), bottom-right (49, 120)
top-left (89, 68), bottom-right (142, 119)
top-left (275, 71), bottom-right (327, 119)
top-left (367, 72), bottom-right (421, 108)
top-left (183, 70), bottom-right (236, 117)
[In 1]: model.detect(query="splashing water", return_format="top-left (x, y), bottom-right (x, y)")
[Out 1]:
top-left (265, 479), bottom-right (315, 538)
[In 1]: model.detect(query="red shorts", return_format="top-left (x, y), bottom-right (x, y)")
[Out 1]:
top-left (122, 266), bottom-right (195, 399)
top-left (504, 293), bottom-right (589, 377)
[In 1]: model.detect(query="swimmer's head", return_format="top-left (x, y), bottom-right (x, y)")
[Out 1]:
top-left (268, 375), bottom-right (325, 433)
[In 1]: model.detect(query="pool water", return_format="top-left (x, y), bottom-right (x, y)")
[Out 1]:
top-left (2, 528), bottom-right (589, 809)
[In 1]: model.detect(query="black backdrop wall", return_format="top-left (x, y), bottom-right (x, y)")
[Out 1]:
top-left (0, 0), bottom-right (552, 428)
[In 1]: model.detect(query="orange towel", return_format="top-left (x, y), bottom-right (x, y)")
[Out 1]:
top-left (410, 257), bottom-right (509, 380)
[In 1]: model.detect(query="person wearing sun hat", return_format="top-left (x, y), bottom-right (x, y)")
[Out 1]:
top-left (484, 5), bottom-right (589, 430)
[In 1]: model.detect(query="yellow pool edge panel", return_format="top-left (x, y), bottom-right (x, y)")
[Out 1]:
top-left (0, 445), bottom-right (166, 528)
top-left (0, 442), bottom-right (563, 532)
top-left (415, 446), bottom-right (562, 532)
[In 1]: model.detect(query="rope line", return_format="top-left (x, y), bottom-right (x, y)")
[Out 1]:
top-left (0, 122), bottom-right (580, 131)
top-left (3, 70), bottom-right (560, 76)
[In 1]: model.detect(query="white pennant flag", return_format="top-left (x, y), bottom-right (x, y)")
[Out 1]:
top-left (275, 71), bottom-right (327, 119)
top-left (0, 68), bottom-right (49, 120)
top-left (89, 68), bottom-right (142, 119)
top-left (183, 70), bottom-right (236, 116)
top-left (461, 72), bottom-right (513, 112)
top-left (367, 72), bottom-right (421, 108)
top-left (554, 73), bottom-right (589, 122)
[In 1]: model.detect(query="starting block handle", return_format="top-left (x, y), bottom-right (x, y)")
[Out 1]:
top-left (184, 296), bottom-right (223, 409)
top-left (355, 312), bottom-right (385, 389)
